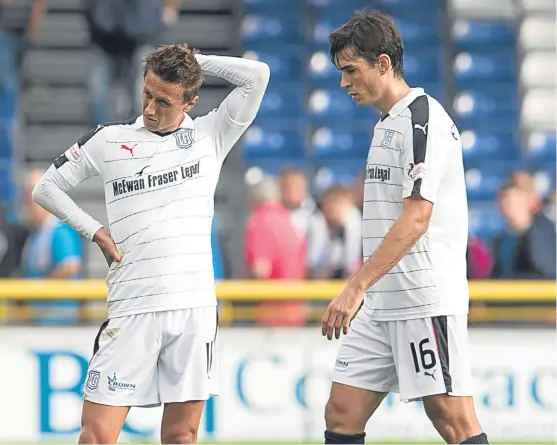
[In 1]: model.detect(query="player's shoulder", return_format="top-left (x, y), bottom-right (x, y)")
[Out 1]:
top-left (77, 117), bottom-right (140, 147)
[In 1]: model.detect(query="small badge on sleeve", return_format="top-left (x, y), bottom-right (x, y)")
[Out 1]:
top-left (67, 143), bottom-right (82, 162)
top-left (53, 153), bottom-right (69, 169)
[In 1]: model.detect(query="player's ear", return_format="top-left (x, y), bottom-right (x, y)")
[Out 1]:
top-left (183, 96), bottom-right (199, 113)
top-left (377, 54), bottom-right (391, 75)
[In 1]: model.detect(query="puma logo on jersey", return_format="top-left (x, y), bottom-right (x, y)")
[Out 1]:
top-left (424, 369), bottom-right (437, 380)
top-left (120, 144), bottom-right (137, 156)
top-left (414, 123), bottom-right (428, 135)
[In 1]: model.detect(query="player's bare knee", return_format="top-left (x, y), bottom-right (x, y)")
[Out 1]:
top-left (325, 397), bottom-right (356, 432)
top-left (78, 424), bottom-right (112, 444)
top-left (161, 427), bottom-right (198, 444)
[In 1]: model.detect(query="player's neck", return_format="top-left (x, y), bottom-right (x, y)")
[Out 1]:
top-left (376, 78), bottom-right (411, 117)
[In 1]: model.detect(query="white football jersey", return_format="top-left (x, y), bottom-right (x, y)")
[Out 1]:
top-left (361, 88), bottom-right (469, 321)
top-left (54, 111), bottom-right (246, 317)
top-left (34, 55), bottom-right (270, 319)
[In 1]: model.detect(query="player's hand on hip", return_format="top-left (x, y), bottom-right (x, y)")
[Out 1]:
top-left (322, 286), bottom-right (364, 341)
top-left (93, 228), bottom-right (122, 266)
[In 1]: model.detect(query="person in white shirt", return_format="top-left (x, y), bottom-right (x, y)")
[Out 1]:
top-left (320, 10), bottom-right (488, 445)
top-left (32, 43), bottom-right (269, 444)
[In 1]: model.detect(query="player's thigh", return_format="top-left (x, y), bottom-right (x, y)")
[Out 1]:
top-left (79, 400), bottom-right (129, 444)
top-left (83, 313), bottom-right (162, 408)
top-left (158, 306), bottom-right (219, 404)
top-left (161, 401), bottom-right (206, 444)
top-left (328, 312), bottom-right (396, 431)
top-left (392, 314), bottom-right (473, 402)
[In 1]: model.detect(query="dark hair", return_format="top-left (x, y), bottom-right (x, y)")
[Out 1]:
top-left (143, 43), bottom-right (204, 102)
top-left (329, 9), bottom-right (404, 78)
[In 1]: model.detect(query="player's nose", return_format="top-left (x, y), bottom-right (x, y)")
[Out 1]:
top-left (144, 101), bottom-right (156, 116)
top-left (340, 74), bottom-right (351, 89)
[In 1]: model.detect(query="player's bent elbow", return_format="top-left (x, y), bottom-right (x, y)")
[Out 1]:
top-left (253, 61), bottom-right (271, 85)
top-left (31, 178), bottom-right (46, 206)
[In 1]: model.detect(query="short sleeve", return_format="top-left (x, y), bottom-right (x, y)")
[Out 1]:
top-left (52, 126), bottom-right (105, 187)
top-left (51, 224), bottom-right (83, 267)
top-left (402, 96), bottom-right (448, 204)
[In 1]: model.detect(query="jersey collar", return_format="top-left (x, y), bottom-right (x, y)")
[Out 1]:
top-left (382, 87), bottom-right (425, 120)
top-left (133, 113), bottom-right (194, 131)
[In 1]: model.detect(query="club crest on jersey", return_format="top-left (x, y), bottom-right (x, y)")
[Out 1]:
top-left (381, 129), bottom-right (395, 148)
top-left (174, 128), bottom-right (194, 150)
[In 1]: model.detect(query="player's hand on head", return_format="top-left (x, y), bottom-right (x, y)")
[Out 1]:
top-left (93, 228), bottom-right (122, 266)
top-left (322, 286), bottom-right (364, 341)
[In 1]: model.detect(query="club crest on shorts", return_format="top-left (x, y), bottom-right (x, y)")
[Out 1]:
top-left (85, 370), bottom-right (100, 391)
top-left (174, 128), bottom-right (194, 150)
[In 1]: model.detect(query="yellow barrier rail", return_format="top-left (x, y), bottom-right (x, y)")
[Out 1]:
top-left (0, 279), bottom-right (554, 301)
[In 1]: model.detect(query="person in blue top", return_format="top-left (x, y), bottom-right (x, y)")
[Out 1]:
top-left (21, 170), bottom-right (83, 324)
top-left (211, 213), bottom-right (225, 279)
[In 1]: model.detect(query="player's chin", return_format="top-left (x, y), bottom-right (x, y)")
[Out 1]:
top-left (143, 116), bottom-right (159, 130)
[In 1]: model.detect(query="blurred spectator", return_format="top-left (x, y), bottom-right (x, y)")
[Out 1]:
top-left (510, 170), bottom-right (542, 215)
top-left (245, 176), bottom-right (307, 326)
top-left (351, 171), bottom-right (365, 212)
top-left (307, 185), bottom-right (362, 279)
top-left (0, 203), bottom-right (28, 277)
top-left (0, 0), bottom-right (46, 95)
top-left (466, 236), bottom-right (493, 279)
top-left (19, 170), bottom-right (84, 324)
top-left (85, 0), bottom-right (180, 124)
top-left (278, 168), bottom-right (318, 237)
top-left (245, 176), bottom-right (305, 279)
top-left (211, 213), bottom-right (225, 279)
top-left (492, 183), bottom-right (556, 279)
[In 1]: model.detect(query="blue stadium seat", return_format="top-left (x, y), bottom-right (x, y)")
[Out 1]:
top-left (244, 160), bottom-right (311, 182)
top-left (453, 51), bottom-right (516, 88)
top-left (307, 88), bottom-right (379, 126)
top-left (0, 90), bottom-right (16, 121)
top-left (243, 48), bottom-right (303, 80)
top-left (453, 90), bottom-right (518, 129)
top-left (243, 124), bottom-right (305, 160)
top-left (532, 166), bottom-right (555, 199)
top-left (241, 14), bottom-right (303, 44)
top-left (256, 82), bottom-right (305, 120)
top-left (524, 132), bottom-right (556, 162)
top-left (452, 20), bottom-right (515, 52)
top-left (313, 163), bottom-right (362, 196)
top-left (307, 50), bottom-right (338, 86)
top-left (461, 130), bottom-right (519, 163)
top-left (403, 48), bottom-right (442, 83)
top-left (392, 18), bottom-right (441, 45)
top-left (0, 124), bottom-right (13, 159)
top-left (379, 0), bottom-right (443, 18)
top-left (310, 127), bottom-right (371, 160)
top-left (0, 160), bottom-right (15, 205)
top-left (307, 0), bottom-right (370, 12)
top-left (468, 205), bottom-right (506, 240)
top-left (244, 0), bottom-right (303, 13)
top-left (465, 165), bottom-right (515, 202)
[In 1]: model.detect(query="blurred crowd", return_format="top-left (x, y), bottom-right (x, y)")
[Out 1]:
top-left (0, 0), bottom-right (181, 124)
top-left (243, 168), bottom-right (556, 282)
top-left (0, 0), bottom-right (554, 326)
top-left (2, 167), bottom-right (554, 282)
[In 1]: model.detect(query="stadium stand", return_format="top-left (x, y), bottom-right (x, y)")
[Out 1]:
top-left (8, 0), bottom-right (555, 277)
top-left (241, 0), bottom-right (556, 244)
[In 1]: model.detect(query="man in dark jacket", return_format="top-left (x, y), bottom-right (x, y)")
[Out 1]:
top-left (492, 183), bottom-right (556, 279)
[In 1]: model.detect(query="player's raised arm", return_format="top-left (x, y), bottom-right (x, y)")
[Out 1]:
top-left (195, 53), bottom-right (270, 159)
top-left (31, 126), bottom-right (120, 262)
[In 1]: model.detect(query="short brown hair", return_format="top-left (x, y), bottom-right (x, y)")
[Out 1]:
top-left (143, 43), bottom-right (204, 102)
top-left (323, 185), bottom-right (352, 201)
top-left (329, 9), bottom-right (404, 78)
